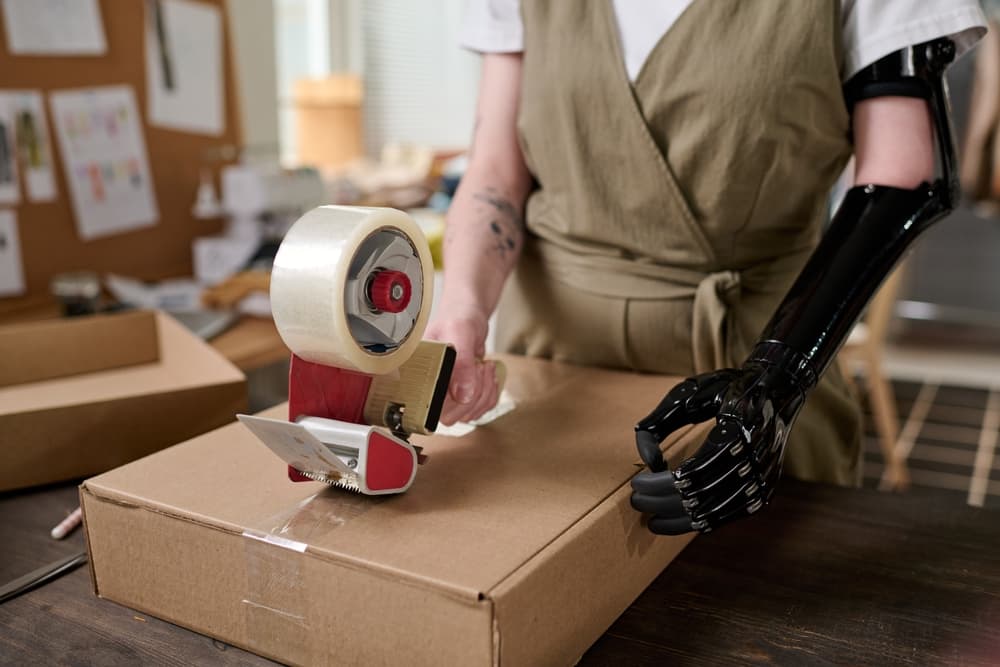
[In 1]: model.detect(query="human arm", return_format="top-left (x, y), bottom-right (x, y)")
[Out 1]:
top-left (630, 39), bottom-right (958, 534)
top-left (425, 53), bottom-right (533, 425)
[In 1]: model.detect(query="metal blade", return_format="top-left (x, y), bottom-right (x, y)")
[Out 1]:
top-left (238, 414), bottom-right (356, 480)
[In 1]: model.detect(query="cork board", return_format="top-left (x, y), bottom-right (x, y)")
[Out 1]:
top-left (0, 0), bottom-right (240, 317)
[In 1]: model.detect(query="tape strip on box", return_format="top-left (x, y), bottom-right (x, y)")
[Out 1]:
top-left (240, 488), bottom-right (385, 661)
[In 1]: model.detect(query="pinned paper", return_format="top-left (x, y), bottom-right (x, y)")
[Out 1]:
top-left (0, 99), bottom-right (19, 205)
top-left (0, 210), bottom-right (26, 297)
top-left (145, 0), bottom-right (225, 136)
top-left (192, 235), bottom-right (259, 286)
top-left (50, 86), bottom-right (159, 240)
top-left (1, 0), bottom-right (106, 55)
top-left (3, 91), bottom-right (58, 202)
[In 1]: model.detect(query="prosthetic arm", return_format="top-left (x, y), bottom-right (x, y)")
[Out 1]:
top-left (630, 38), bottom-right (960, 535)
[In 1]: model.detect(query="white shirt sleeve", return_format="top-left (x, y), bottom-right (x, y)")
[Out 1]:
top-left (459, 0), bottom-right (988, 82)
top-left (459, 0), bottom-right (524, 53)
top-left (841, 0), bottom-right (988, 80)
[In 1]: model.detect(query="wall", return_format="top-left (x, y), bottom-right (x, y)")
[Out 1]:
top-left (359, 0), bottom-right (480, 154)
top-left (901, 45), bottom-right (1000, 329)
top-left (328, 0), bottom-right (363, 74)
top-left (225, 0), bottom-right (280, 159)
top-left (266, 0), bottom-right (480, 163)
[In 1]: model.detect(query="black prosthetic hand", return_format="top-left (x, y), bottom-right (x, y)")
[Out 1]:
top-left (631, 38), bottom-right (960, 535)
top-left (631, 344), bottom-right (812, 534)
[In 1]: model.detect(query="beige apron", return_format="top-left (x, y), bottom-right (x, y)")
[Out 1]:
top-left (496, 0), bottom-right (863, 485)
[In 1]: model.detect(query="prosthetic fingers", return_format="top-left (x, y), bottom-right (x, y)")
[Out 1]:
top-left (631, 38), bottom-right (960, 535)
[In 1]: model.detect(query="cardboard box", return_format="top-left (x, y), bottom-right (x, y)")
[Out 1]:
top-left (293, 75), bottom-right (364, 171)
top-left (1, 310), bottom-right (246, 491)
top-left (82, 356), bottom-right (708, 666)
top-left (0, 309), bottom-right (159, 387)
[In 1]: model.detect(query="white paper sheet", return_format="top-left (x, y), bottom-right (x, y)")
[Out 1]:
top-left (0, 210), bottom-right (26, 297)
top-left (2, 91), bottom-right (58, 202)
top-left (105, 273), bottom-right (202, 312)
top-left (0, 98), bottom-right (19, 205)
top-left (192, 234), bottom-right (260, 285)
top-left (50, 86), bottom-right (159, 240)
top-left (1, 0), bottom-right (106, 55)
top-left (145, 0), bottom-right (224, 136)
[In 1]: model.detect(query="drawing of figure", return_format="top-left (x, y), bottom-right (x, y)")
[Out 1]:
top-left (15, 110), bottom-right (45, 169)
top-left (0, 121), bottom-right (13, 184)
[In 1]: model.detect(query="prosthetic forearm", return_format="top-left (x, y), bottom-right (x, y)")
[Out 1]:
top-left (764, 38), bottom-right (959, 382)
top-left (631, 38), bottom-right (959, 535)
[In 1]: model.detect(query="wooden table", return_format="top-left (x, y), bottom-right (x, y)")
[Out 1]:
top-left (208, 316), bottom-right (288, 372)
top-left (1, 480), bottom-right (997, 666)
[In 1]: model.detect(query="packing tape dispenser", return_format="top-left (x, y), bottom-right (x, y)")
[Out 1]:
top-left (238, 205), bottom-right (502, 495)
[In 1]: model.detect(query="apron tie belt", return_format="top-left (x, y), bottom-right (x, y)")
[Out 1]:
top-left (530, 238), bottom-right (811, 372)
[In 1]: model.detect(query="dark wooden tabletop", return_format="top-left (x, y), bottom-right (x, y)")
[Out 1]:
top-left (2, 480), bottom-right (998, 666)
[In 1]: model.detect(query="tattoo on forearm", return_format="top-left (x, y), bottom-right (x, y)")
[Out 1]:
top-left (472, 188), bottom-right (523, 261)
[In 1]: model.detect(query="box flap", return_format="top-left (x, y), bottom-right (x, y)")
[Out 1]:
top-left (83, 356), bottom-right (696, 603)
top-left (0, 311), bottom-right (244, 414)
top-left (0, 310), bottom-right (159, 387)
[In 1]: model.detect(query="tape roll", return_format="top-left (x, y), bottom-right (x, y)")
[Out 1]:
top-left (271, 205), bottom-right (434, 374)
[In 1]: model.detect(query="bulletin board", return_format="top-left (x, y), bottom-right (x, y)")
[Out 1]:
top-left (0, 0), bottom-right (241, 317)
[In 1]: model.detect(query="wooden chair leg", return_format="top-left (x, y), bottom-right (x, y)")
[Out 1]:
top-left (865, 351), bottom-right (909, 491)
top-left (839, 356), bottom-right (867, 487)
top-left (839, 357), bottom-right (860, 396)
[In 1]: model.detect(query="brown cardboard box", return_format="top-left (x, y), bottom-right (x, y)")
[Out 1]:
top-left (293, 76), bottom-right (364, 171)
top-left (0, 310), bottom-right (246, 491)
top-left (0, 310), bottom-right (159, 387)
top-left (81, 356), bottom-right (707, 666)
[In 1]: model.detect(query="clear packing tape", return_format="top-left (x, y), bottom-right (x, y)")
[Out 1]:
top-left (270, 205), bottom-right (434, 374)
top-left (241, 491), bottom-right (386, 663)
top-left (241, 530), bottom-right (311, 664)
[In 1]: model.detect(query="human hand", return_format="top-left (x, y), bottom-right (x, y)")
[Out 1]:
top-left (425, 303), bottom-right (501, 425)
top-left (630, 344), bottom-right (813, 535)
